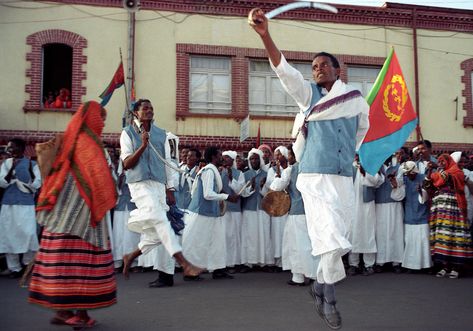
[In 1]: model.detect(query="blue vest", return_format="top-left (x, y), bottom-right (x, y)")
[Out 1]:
top-left (288, 163), bottom-right (305, 215)
top-left (221, 168), bottom-right (242, 212)
top-left (176, 166), bottom-right (197, 210)
top-left (1, 158), bottom-right (37, 206)
top-left (115, 178), bottom-right (136, 211)
top-left (242, 169), bottom-right (267, 211)
top-left (187, 168), bottom-right (220, 217)
top-left (375, 164), bottom-right (400, 204)
top-left (299, 84), bottom-right (360, 177)
top-left (123, 124), bottom-right (167, 184)
top-left (404, 174), bottom-right (429, 225)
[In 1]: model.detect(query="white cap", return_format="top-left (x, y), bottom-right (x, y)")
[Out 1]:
top-left (274, 146), bottom-right (289, 159)
top-left (401, 161), bottom-right (419, 174)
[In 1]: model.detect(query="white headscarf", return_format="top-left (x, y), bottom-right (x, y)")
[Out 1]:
top-left (450, 151), bottom-right (462, 164)
top-left (223, 150), bottom-right (238, 169)
top-left (274, 146), bottom-right (289, 159)
top-left (248, 148), bottom-right (264, 171)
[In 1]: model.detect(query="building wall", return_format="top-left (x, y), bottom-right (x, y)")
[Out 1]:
top-left (0, 1), bottom-right (472, 153)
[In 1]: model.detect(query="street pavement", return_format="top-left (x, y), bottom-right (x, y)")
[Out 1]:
top-left (1, 268), bottom-right (472, 331)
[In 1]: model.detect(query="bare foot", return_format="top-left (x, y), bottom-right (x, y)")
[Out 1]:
top-left (122, 249), bottom-right (142, 280)
top-left (183, 263), bottom-right (205, 277)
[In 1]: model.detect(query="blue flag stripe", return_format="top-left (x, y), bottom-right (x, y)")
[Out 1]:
top-left (358, 119), bottom-right (417, 176)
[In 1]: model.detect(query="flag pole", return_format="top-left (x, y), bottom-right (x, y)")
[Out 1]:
top-left (120, 48), bottom-right (130, 128)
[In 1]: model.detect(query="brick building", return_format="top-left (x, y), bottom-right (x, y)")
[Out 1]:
top-left (0, 0), bottom-right (472, 157)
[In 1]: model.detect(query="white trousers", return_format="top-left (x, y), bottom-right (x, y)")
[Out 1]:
top-left (128, 180), bottom-right (181, 256)
top-left (348, 252), bottom-right (376, 268)
top-left (6, 251), bottom-right (35, 272)
top-left (297, 174), bottom-right (353, 284)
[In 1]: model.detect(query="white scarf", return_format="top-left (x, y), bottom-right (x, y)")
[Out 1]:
top-left (180, 165), bottom-right (197, 189)
top-left (291, 80), bottom-right (369, 161)
top-left (191, 163), bottom-right (222, 197)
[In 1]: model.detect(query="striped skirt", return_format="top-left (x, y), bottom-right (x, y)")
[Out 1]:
top-left (28, 231), bottom-right (116, 310)
top-left (429, 192), bottom-right (473, 265)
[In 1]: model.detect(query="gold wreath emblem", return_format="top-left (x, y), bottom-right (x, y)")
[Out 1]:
top-left (382, 74), bottom-right (408, 122)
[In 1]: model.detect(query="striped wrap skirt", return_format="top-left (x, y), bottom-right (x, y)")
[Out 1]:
top-left (429, 191), bottom-right (473, 265)
top-left (28, 231), bottom-right (116, 310)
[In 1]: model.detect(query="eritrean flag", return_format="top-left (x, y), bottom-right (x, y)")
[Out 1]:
top-left (359, 48), bottom-right (417, 175)
top-left (99, 61), bottom-right (125, 107)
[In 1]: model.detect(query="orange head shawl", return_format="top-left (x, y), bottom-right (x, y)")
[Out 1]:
top-left (431, 153), bottom-right (467, 218)
top-left (37, 101), bottom-right (117, 227)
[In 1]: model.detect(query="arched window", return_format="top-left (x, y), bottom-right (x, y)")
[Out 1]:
top-left (42, 43), bottom-right (73, 108)
top-left (24, 30), bottom-right (87, 112)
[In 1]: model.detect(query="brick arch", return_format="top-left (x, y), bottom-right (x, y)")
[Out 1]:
top-left (461, 58), bottom-right (473, 127)
top-left (24, 29), bottom-right (87, 112)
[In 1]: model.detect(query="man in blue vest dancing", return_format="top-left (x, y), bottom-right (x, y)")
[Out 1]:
top-left (119, 99), bottom-right (202, 279)
top-left (249, 9), bottom-right (369, 330)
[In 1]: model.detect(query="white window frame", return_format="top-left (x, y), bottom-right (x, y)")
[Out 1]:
top-left (347, 66), bottom-right (381, 98)
top-left (189, 55), bottom-right (231, 114)
top-left (249, 60), bottom-right (312, 117)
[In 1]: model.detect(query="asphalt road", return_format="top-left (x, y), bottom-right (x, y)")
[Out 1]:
top-left (1, 269), bottom-right (472, 331)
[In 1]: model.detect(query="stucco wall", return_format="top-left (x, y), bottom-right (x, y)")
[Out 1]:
top-left (0, 2), bottom-right (472, 145)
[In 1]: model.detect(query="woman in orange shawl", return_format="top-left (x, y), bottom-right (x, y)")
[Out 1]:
top-left (29, 101), bottom-right (117, 328)
top-left (428, 153), bottom-right (473, 279)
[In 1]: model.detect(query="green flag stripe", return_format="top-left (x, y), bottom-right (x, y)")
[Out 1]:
top-left (365, 47), bottom-right (394, 105)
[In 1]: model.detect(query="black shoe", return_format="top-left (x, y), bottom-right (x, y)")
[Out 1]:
top-left (374, 265), bottom-right (383, 273)
top-left (309, 286), bottom-right (324, 319)
top-left (183, 275), bottom-right (203, 281)
top-left (212, 271), bottom-right (234, 280)
top-left (393, 265), bottom-right (403, 274)
top-left (8, 271), bottom-right (22, 279)
top-left (148, 278), bottom-right (173, 288)
top-left (239, 265), bottom-right (251, 273)
top-left (287, 280), bottom-right (306, 286)
top-left (363, 266), bottom-right (375, 276)
top-left (323, 300), bottom-right (342, 330)
top-left (347, 266), bottom-right (360, 276)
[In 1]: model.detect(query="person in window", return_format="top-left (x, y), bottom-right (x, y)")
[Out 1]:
top-left (29, 101), bottom-right (116, 328)
top-left (43, 91), bottom-right (55, 108)
top-left (54, 88), bottom-right (72, 108)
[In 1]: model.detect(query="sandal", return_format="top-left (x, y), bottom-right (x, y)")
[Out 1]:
top-left (65, 316), bottom-right (97, 329)
top-left (448, 270), bottom-right (459, 279)
top-left (436, 268), bottom-right (447, 278)
top-left (50, 312), bottom-right (75, 325)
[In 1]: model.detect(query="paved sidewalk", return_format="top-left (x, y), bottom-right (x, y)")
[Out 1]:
top-left (1, 269), bottom-right (472, 331)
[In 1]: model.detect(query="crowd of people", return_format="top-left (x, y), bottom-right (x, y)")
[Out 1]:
top-left (1, 125), bottom-right (472, 328)
top-left (0, 7), bottom-right (472, 330)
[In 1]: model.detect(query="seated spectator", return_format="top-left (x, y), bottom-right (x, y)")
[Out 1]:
top-left (54, 88), bottom-right (72, 108)
top-left (43, 91), bottom-right (55, 108)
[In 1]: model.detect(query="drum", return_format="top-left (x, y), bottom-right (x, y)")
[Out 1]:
top-left (261, 190), bottom-right (291, 217)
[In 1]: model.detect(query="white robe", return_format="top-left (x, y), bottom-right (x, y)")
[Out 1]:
top-left (112, 206), bottom-right (140, 266)
top-left (0, 158), bottom-right (41, 254)
top-left (375, 187), bottom-right (404, 265)
top-left (350, 169), bottom-right (384, 253)
top-left (182, 164), bottom-right (228, 271)
top-left (223, 171), bottom-right (245, 267)
top-left (263, 167), bottom-right (290, 261)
